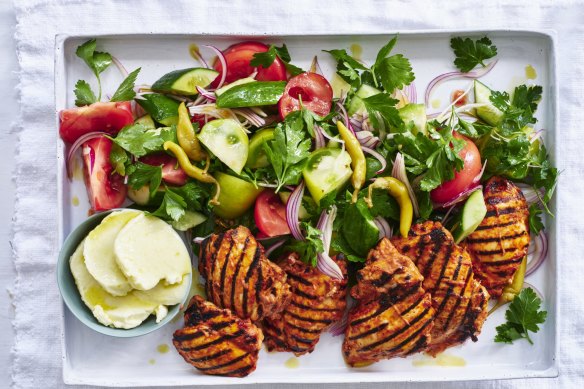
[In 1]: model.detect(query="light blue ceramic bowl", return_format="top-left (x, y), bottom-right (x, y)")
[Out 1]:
top-left (57, 209), bottom-right (192, 337)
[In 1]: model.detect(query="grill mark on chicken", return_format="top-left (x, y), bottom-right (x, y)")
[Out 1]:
top-left (184, 330), bottom-right (245, 351)
top-left (289, 300), bottom-right (339, 312)
top-left (475, 220), bottom-right (515, 231)
top-left (221, 366), bottom-right (254, 377)
top-left (485, 207), bottom-right (517, 218)
top-left (230, 236), bottom-right (249, 313)
top-left (286, 322), bottom-right (323, 334)
top-left (241, 246), bottom-right (261, 319)
top-left (465, 230), bottom-right (527, 244)
top-left (481, 257), bottom-right (524, 267)
top-left (291, 334), bottom-right (315, 345)
top-left (294, 289), bottom-right (320, 300)
top-left (255, 257), bottom-right (264, 320)
top-left (286, 310), bottom-right (333, 325)
top-left (189, 349), bottom-right (231, 363)
top-left (197, 353), bottom-right (250, 371)
top-left (287, 272), bottom-right (312, 286)
top-left (348, 322), bottom-right (387, 341)
top-left (219, 239), bottom-right (236, 307)
top-left (387, 315), bottom-right (434, 353)
top-left (442, 264), bottom-right (472, 331)
top-left (174, 330), bottom-right (206, 342)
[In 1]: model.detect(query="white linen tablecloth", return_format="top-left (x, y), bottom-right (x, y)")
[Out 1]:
top-left (11, 0), bottom-right (584, 387)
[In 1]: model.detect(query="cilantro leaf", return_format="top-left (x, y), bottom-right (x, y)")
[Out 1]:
top-left (263, 110), bottom-right (311, 191)
top-left (112, 124), bottom-right (174, 157)
top-left (152, 186), bottom-right (187, 221)
top-left (285, 222), bottom-right (324, 267)
top-left (75, 39), bottom-right (112, 100)
top-left (74, 79), bottom-right (97, 106)
top-left (362, 93), bottom-right (404, 130)
top-left (494, 287), bottom-right (547, 345)
top-left (250, 44), bottom-right (304, 76)
top-left (450, 36), bottom-right (497, 72)
top-left (126, 162), bottom-right (162, 196)
top-left (528, 204), bottom-right (544, 235)
top-left (110, 67), bottom-right (140, 102)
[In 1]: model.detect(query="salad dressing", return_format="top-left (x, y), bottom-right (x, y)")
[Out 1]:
top-left (525, 64), bottom-right (537, 79)
top-left (71, 196), bottom-right (79, 206)
top-left (148, 359), bottom-right (156, 365)
top-left (157, 344), bottom-right (170, 354)
top-left (284, 357), bottom-right (299, 369)
top-left (350, 43), bottom-right (363, 60)
top-left (431, 99), bottom-right (441, 109)
top-left (412, 353), bottom-right (466, 367)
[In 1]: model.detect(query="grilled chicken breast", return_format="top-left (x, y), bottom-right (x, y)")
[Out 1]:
top-left (343, 238), bottom-right (435, 366)
top-left (173, 296), bottom-right (263, 377)
top-left (199, 226), bottom-right (291, 322)
top-left (392, 222), bottom-right (489, 356)
top-left (263, 253), bottom-right (348, 356)
top-left (464, 177), bottom-right (530, 298)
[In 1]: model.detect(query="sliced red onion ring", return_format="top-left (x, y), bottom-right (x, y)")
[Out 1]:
top-left (234, 108), bottom-right (266, 128)
top-left (424, 60), bottom-right (498, 107)
top-left (434, 184), bottom-right (482, 209)
top-left (472, 160), bottom-right (487, 185)
top-left (329, 297), bottom-right (355, 336)
top-left (203, 45), bottom-right (227, 89)
top-left (193, 234), bottom-right (212, 245)
top-left (391, 152), bottom-right (420, 217)
top-left (111, 56), bottom-right (129, 78)
top-left (196, 86), bottom-right (217, 102)
top-left (355, 131), bottom-right (380, 148)
top-left (336, 101), bottom-right (354, 134)
top-left (409, 82), bottom-right (417, 104)
top-left (517, 183), bottom-right (545, 205)
top-left (286, 182), bottom-right (305, 241)
top-left (265, 238), bottom-right (287, 258)
top-left (373, 216), bottom-right (393, 239)
top-left (320, 127), bottom-right (345, 145)
top-left (309, 56), bottom-right (324, 76)
top-left (316, 205), bottom-right (343, 280)
top-left (314, 124), bottom-right (326, 149)
top-left (66, 132), bottom-right (105, 179)
top-left (526, 230), bottom-right (548, 277)
top-left (361, 146), bottom-right (387, 174)
top-left (530, 129), bottom-right (544, 143)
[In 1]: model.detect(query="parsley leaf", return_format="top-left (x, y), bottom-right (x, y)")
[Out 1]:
top-left (110, 67), bottom-right (140, 102)
top-left (152, 186), bottom-right (187, 221)
top-left (528, 204), bottom-right (544, 235)
top-left (75, 39), bottom-right (112, 100)
top-left (324, 48), bottom-right (368, 88)
top-left (250, 44), bottom-right (304, 76)
top-left (112, 124), bottom-right (175, 157)
top-left (263, 110), bottom-right (311, 191)
top-left (74, 80), bottom-right (97, 106)
top-left (172, 182), bottom-right (210, 212)
top-left (109, 143), bottom-right (129, 176)
top-left (285, 222), bottom-right (324, 267)
top-left (372, 36), bottom-right (414, 93)
top-left (361, 93), bottom-right (404, 130)
top-left (450, 36), bottom-right (497, 72)
top-left (126, 162), bottom-right (162, 194)
top-left (494, 288), bottom-right (547, 345)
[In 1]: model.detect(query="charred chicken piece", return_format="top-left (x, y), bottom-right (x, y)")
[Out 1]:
top-left (464, 177), bottom-right (530, 298)
top-left (199, 226), bottom-right (291, 322)
top-left (173, 296), bottom-right (263, 377)
top-left (392, 222), bottom-right (489, 356)
top-left (263, 253), bottom-right (348, 356)
top-left (343, 238), bottom-right (435, 366)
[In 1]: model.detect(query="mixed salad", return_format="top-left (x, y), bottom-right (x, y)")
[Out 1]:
top-left (60, 35), bottom-right (555, 344)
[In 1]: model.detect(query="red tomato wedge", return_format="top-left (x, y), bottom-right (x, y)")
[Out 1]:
top-left (211, 41), bottom-right (287, 87)
top-left (59, 101), bottom-right (134, 144)
top-left (278, 73), bottom-right (333, 119)
top-left (430, 133), bottom-right (482, 204)
top-left (254, 190), bottom-right (291, 237)
top-left (140, 154), bottom-right (188, 186)
top-left (82, 137), bottom-right (127, 211)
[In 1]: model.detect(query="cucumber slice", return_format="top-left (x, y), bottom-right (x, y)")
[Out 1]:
top-left (127, 186), bottom-right (165, 206)
top-left (246, 128), bottom-right (274, 169)
top-left (136, 93), bottom-right (180, 126)
top-left (347, 84), bottom-right (381, 116)
top-left (134, 114), bottom-right (156, 129)
top-left (398, 104), bottom-right (427, 135)
top-left (474, 80), bottom-right (503, 126)
top-left (214, 172), bottom-right (263, 219)
top-left (303, 148), bottom-right (352, 204)
top-left (170, 210), bottom-right (207, 231)
top-left (342, 199), bottom-right (380, 257)
top-left (215, 77), bottom-right (256, 96)
top-left (198, 119), bottom-right (249, 174)
top-left (453, 189), bottom-right (487, 244)
top-left (151, 68), bottom-right (219, 95)
top-left (216, 81), bottom-right (286, 108)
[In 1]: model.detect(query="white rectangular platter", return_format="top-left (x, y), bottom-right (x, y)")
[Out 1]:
top-left (56, 30), bottom-right (559, 386)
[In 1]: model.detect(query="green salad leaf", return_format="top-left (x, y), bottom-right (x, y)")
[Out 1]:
top-left (450, 36), bottom-right (497, 72)
top-left (75, 39), bottom-right (112, 100)
top-left (285, 222), bottom-right (324, 267)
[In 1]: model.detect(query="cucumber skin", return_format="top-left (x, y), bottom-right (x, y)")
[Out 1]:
top-left (341, 199), bottom-right (380, 257)
top-left (474, 80), bottom-right (504, 126)
top-left (151, 68), bottom-right (218, 95)
top-left (216, 81), bottom-right (286, 108)
top-left (136, 94), bottom-right (180, 125)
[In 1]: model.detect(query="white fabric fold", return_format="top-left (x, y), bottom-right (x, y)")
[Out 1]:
top-left (11, 0), bottom-right (583, 388)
